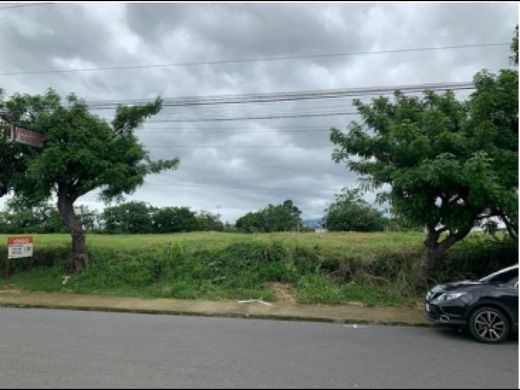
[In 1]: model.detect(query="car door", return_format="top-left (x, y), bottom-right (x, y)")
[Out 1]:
top-left (505, 278), bottom-right (519, 327)
top-left (494, 276), bottom-right (518, 327)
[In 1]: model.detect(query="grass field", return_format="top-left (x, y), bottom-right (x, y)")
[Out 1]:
top-left (0, 232), bottom-right (515, 307)
top-left (0, 231), bottom-right (425, 251)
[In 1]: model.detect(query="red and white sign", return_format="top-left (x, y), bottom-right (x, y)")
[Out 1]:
top-left (7, 236), bottom-right (33, 259)
top-left (10, 125), bottom-right (44, 148)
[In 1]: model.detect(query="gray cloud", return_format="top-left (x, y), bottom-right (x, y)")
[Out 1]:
top-left (0, 2), bottom-right (517, 221)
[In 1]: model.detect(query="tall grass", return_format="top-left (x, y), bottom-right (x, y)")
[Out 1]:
top-left (0, 232), bottom-right (516, 306)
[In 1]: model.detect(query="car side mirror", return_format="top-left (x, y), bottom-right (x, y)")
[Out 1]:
top-left (514, 282), bottom-right (518, 290)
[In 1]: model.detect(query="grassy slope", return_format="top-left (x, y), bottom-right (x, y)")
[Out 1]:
top-left (0, 232), bottom-right (513, 307)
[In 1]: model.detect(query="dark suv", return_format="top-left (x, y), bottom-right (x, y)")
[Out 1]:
top-left (425, 265), bottom-right (518, 343)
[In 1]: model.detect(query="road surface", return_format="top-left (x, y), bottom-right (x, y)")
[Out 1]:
top-left (0, 308), bottom-right (517, 388)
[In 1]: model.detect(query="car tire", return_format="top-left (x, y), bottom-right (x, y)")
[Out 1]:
top-left (469, 306), bottom-right (511, 344)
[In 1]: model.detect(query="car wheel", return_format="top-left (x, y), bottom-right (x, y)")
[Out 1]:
top-left (469, 307), bottom-right (510, 344)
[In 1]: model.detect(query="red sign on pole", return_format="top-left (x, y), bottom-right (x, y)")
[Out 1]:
top-left (10, 124), bottom-right (44, 148)
top-left (7, 236), bottom-right (34, 259)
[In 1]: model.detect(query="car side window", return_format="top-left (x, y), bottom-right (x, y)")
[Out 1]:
top-left (488, 269), bottom-right (519, 284)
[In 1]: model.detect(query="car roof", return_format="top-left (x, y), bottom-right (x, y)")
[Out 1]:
top-left (499, 264), bottom-right (519, 272)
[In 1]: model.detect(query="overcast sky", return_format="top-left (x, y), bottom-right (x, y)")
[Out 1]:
top-left (0, 2), bottom-right (517, 223)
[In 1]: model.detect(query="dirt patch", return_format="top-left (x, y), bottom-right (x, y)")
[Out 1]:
top-left (270, 282), bottom-right (297, 303)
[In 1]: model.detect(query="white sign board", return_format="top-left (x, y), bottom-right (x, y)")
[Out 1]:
top-left (7, 237), bottom-right (33, 259)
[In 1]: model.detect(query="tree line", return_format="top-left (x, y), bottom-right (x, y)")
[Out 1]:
top-left (0, 201), bottom-right (224, 234)
top-left (0, 195), bottom-right (418, 234)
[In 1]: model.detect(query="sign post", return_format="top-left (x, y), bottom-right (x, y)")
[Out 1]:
top-left (9, 125), bottom-right (44, 148)
top-left (5, 236), bottom-right (34, 278)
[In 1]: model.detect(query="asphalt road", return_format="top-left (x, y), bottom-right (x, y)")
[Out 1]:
top-left (0, 308), bottom-right (517, 389)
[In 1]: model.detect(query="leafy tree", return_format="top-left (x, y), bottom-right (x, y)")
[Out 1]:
top-left (152, 206), bottom-right (199, 233)
top-left (74, 205), bottom-right (100, 232)
top-left (466, 69), bottom-right (518, 244)
top-left (510, 25), bottom-right (518, 66)
top-left (235, 211), bottom-right (264, 232)
top-left (0, 199), bottom-right (66, 233)
top-left (0, 89), bottom-right (37, 198)
top-left (236, 200), bottom-right (303, 232)
top-left (196, 210), bottom-right (224, 232)
top-left (330, 60), bottom-right (517, 284)
top-left (384, 215), bottom-right (424, 232)
top-left (5, 89), bottom-right (179, 272)
top-left (102, 201), bottom-right (155, 234)
top-left (323, 188), bottom-right (387, 232)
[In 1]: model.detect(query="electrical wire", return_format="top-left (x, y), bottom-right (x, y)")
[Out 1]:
top-left (0, 43), bottom-right (508, 76)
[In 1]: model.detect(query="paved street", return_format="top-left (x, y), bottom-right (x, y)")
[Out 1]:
top-left (0, 308), bottom-right (517, 389)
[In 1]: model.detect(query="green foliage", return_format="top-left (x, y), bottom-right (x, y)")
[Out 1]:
top-left (330, 55), bottom-right (518, 276)
top-left (1, 89), bottom-right (179, 268)
top-left (466, 68), bottom-right (519, 241)
top-left (296, 275), bottom-right (346, 304)
top-left (295, 275), bottom-right (412, 306)
top-left (195, 210), bottom-right (224, 232)
top-left (0, 90), bottom-right (39, 198)
top-left (1, 232), bottom-right (516, 307)
top-left (511, 25), bottom-right (518, 66)
top-left (236, 200), bottom-right (303, 232)
top-left (100, 203), bottom-right (223, 233)
top-left (0, 200), bottom-right (100, 233)
top-left (0, 202), bottom-right (64, 233)
top-left (152, 206), bottom-right (199, 233)
top-left (323, 188), bottom-right (388, 232)
top-left (5, 91), bottom-right (179, 204)
top-left (102, 201), bottom-right (155, 234)
top-left (2, 88), bottom-right (179, 207)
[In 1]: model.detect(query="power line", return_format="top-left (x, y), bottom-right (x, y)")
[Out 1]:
top-left (147, 111), bottom-right (361, 122)
top-left (86, 81), bottom-right (475, 109)
top-left (0, 81), bottom-right (476, 118)
top-left (0, 43), bottom-right (508, 76)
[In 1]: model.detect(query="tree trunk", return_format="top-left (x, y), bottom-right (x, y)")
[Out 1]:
top-left (418, 229), bottom-right (441, 288)
top-left (57, 194), bottom-right (89, 273)
top-left (500, 214), bottom-right (518, 250)
top-left (418, 225), bottom-right (473, 288)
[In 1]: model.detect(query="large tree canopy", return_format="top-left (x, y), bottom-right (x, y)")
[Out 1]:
top-left (4, 89), bottom-right (179, 272)
top-left (330, 66), bottom-right (518, 284)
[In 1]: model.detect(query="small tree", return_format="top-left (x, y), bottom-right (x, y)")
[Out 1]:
top-left (236, 200), bottom-right (303, 233)
top-left (323, 188), bottom-right (387, 232)
top-left (196, 210), bottom-right (224, 232)
top-left (152, 206), bottom-right (199, 233)
top-left (102, 202), bottom-right (155, 234)
top-left (7, 89), bottom-right (179, 272)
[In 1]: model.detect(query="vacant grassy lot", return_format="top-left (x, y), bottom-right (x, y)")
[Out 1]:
top-left (0, 232), bottom-right (515, 307)
top-left (0, 231), bottom-right (425, 252)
